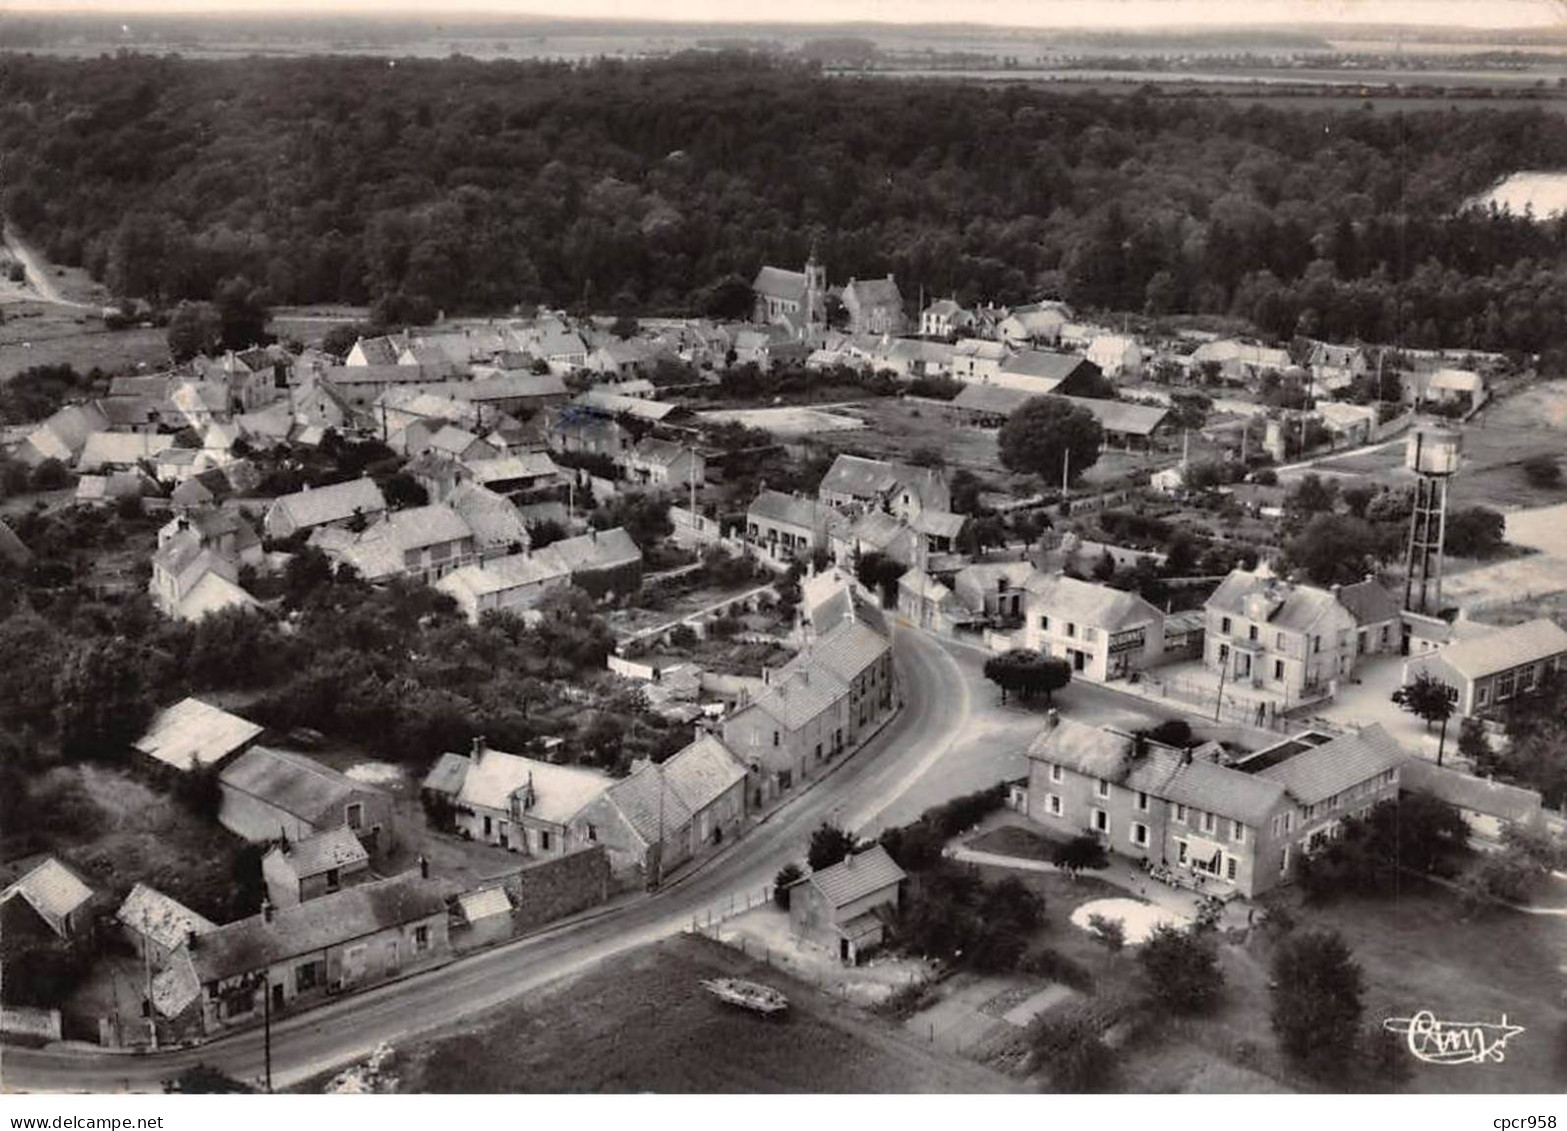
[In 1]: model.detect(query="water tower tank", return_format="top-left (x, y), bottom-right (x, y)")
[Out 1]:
top-left (1405, 425), bottom-right (1462, 476)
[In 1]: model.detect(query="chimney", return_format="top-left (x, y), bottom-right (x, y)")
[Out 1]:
top-left (1330, 583), bottom-right (1342, 600)
top-left (1045, 707), bottom-right (1060, 731)
top-left (471, 735), bottom-right (486, 761)
top-left (762, 666), bottom-right (772, 686)
top-left (419, 855), bottom-right (429, 880)
top-left (261, 899), bottom-right (274, 924)
top-left (799, 669), bottom-right (810, 686)
top-left (186, 928), bottom-right (199, 951)
top-left (845, 851), bottom-right (856, 869)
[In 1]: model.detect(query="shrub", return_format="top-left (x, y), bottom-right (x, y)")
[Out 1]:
top-left (1053, 833), bottom-right (1109, 875)
top-left (1270, 928), bottom-right (1364, 1079)
top-left (1523, 454), bottom-right (1561, 489)
top-left (1139, 924), bottom-right (1223, 1014)
top-left (773, 863), bottom-right (804, 909)
top-left (1086, 913), bottom-right (1125, 952)
top-left (1030, 1004), bottom-right (1116, 1092)
top-left (1020, 946), bottom-right (1096, 993)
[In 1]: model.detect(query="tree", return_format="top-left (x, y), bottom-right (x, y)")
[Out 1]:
top-left (983, 649), bottom-right (1070, 705)
top-left (1270, 929), bottom-right (1364, 1078)
top-left (1029, 1004), bottom-right (1115, 1092)
top-left (1461, 845), bottom-right (1546, 910)
top-left (855, 550), bottom-right (904, 608)
top-left (1085, 913), bottom-right (1125, 952)
top-left (382, 472), bottom-right (428, 508)
top-left (1139, 924), bottom-right (1224, 1013)
top-left (1091, 548), bottom-right (1116, 581)
top-left (807, 822), bottom-right (856, 871)
top-left (213, 275), bottom-right (271, 350)
top-left (773, 863), bottom-right (804, 909)
top-left (1284, 473), bottom-right (1338, 521)
top-left (1052, 833), bottom-right (1108, 876)
top-left (1392, 672), bottom-right (1457, 766)
top-left (997, 398), bottom-right (1103, 486)
top-left (166, 300), bottom-right (223, 361)
top-left (29, 458), bottom-right (71, 491)
top-left (52, 638), bottom-right (156, 762)
top-left (1285, 513), bottom-right (1381, 585)
top-left (1522, 454), bottom-right (1561, 489)
top-left (1444, 506), bottom-right (1506, 559)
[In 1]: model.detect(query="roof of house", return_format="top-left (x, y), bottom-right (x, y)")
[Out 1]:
top-left (846, 509), bottom-right (914, 555)
top-left (1336, 579), bottom-right (1401, 627)
top-left (575, 389), bottom-right (678, 422)
top-left (842, 277), bottom-right (902, 309)
top-left (421, 751), bottom-right (472, 796)
top-left (1, 858), bottom-right (93, 929)
top-left (452, 746), bottom-right (613, 823)
top-left (752, 265), bottom-right (807, 303)
top-left (77, 431), bottom-right (176, 470)
top-left (274, 825), bottom-right (370, 880)
top-left (173, 570), bottom-right (258, 622)
top-left (456, 886), bottom-right (512, 923)
top-left (1254, 724), bottom-right (1408, 806)
top-left (1429, 368), bottom-right (1483, 392)
top-left (663, 734), bottom-right (747, 813)
top-left (1426, 618), bottom-right (1567, 680)
top-left (898, 566), bottom-right (955, 605)
top-left (1001, 350), bottom-right (1085, 383)
top-left (1399, 759), bottom-right (1544, 825)
top-left (1025, 572), bottom-right (1162, 631)
top-left (950, 383), bottom-right (1033, 417)
top-left (1053, 395), bottom-right (1168, 437)
top-left (819, 454), bottom-right (917, 501)
top-left (446, 484), bottom-right (528, 551)
top-left (436, 551), bottom-right (572, 603)
top-left (531, 327), bottom-right (589, 359)
top-left (926, 299), bottom-right (965, 319)
top-left (134, 697), bottom-right (264, 772)
top-left (808, 844), bottom-right (906, 909)
top-left (953, 338), bottom-right (1010, 361)
top-left (629, 437), bottom-right (691, 468)
top-left (953, 560), bottom-right (1035, 598)
top-left (269, 478), bottom-right (387, 530)
top-left (444, 373), bottom-right (569, 402)
top-left (748, 663), bottom-right (849, 732)
top-left (605, 762), bottom-right (696, 848)
top-left (461, 453), bottom-right (561, 486)
top-left (427, 425), bottom-right (487, 457)
top-left (99, 394), bottom-right (171, 429)
top-left (150, 948), bottom-right (202, 1018)
top-left (1206, 569), bottom-right (1346, 635)
top-left (323, 364), bottom-right (429, 388)
top-left (220, 746), bottom-right (375, 828)
top-left (540, 526), bottom-right (641, 575)
top-left (789, 619), bottom-right (889, 685)
top-left (912, 509), bottom-right (966, 540)
top-left (351, 337), bottom-right (402, 366)
top-left (190, 871), bottom-right (447, 984)
top-left (115, 883), bottom-right (217, 953)
top-left (1308, 342), bottom-right (1365, 368)
top-left (1025, 716), bottom-right (1137, 779)
top-left (750, 489), bottom-right (840, 532)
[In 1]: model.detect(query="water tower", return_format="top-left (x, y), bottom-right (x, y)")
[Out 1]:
top-left (1402, 423), bottom-right (1462, 614)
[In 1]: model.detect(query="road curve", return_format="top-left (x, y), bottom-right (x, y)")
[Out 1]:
top-left (1, 625), bottom-right (971, 1094)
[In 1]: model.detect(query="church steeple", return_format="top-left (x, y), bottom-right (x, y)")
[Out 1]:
top-left (803, 240), bottom-right (826, 335)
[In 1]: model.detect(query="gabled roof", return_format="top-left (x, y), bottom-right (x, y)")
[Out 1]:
top-left (531, 327), bottom-right (589, 359)
top-left (115, 883), bottom-right (217, 953)
top-left (790, 619), bottom-right (889, 686)
top-left (912, 510), bottom-right (966, 540)
top-left (1129, 747), bottom-right (1290, 827)
top-left (842, 277), bottom-right (902, 309)
top-left (333, 504), bottom-right (472, 579)
top-left (135, 697), bottom-right (263, 772)
top-left (1429, 368), bottom-right (1483, 392)
top-left (269, 478), bottom-right (387, 530)
top-left (1001, 350), bottom-right (1085, 383)
top-left (1254, 724), bottom-right (1408, 806)
top-left (605, 763), bottom-right (696, 848)
top-left (819, 453), bottom-right (909, 500)
top-left (437, 551), bottom-right (571, 603)
top-left (1399, 759), bottom-right (1543, 825)
top-left (808, 844), bottom-right (905, 909)
top-left (1206, 569), bottom-right (1346, 635)
top-left (752, 265), bottom-right (807, 303)
top-left (1, 858), bottom-right (93, 931)
top-left (629, 437), bottom-right (690, 468)
top-left (421, 751), bottom-right (473, 797)
top-left (172, 570), bottom-right (258, 622)
top-left (1025, 572), bottom-right (1162, 631)
top-left (77, 431), bottom-right (176, 470)
top-left (950, 383), bottom-right (1032, 417)
top-left (350, 336), bottom-right (402, 366)
top-left (1426, 618), bottom-right (1567, 681)
top-left (1026, 716), bottom-right (1135, 779)
top-left (456, 886), bottom-right (512, 923)
top-left (447, 484), bottom-right (528, 551)
top-left (220, 746), bottom-right (374, 827)
top-left (747, 663), bottom-right (849, 732)
top-left (427, 425), bottom-right (487, 457)
top-left (0, 518), bottom-right (31, 567)
top-left (663, 734), bottom-right (747, 813)
top-left (749, 489), bottom-right (839, 532)
top-left (150, 949), bottom-right (202, 1018)
top-left (274, 825), bottom-right (369, 880)
top-left (953, 338), bottom-right (1009, 361)
top-left (1055, 395), bottom-right (1168, 437)
top-left (1336, 579), bottom-right (1401, 627)
top-left (452, 746), bottom-right (612, 823)
top-left (540, 526), bottom-right (641, 575)
top-left (575, 389), bottom-right (678, 421)
top-left (190, 871), bottom-right (446, 984)
top-left (445, 373), bottom-right (568, 402)
top-left (461, 452), bottom-right (561, 486)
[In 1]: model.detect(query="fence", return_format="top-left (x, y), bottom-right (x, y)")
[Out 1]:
top-left (1134, 671), bottom-right (1299, 733)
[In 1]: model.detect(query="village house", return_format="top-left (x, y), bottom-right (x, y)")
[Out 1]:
top-left (952, 561), bottom-right (1035, 625)
top-left (428, 372), bottom-right (571, 420)
top-left (747, 489), bottom-right (848, 562)
top-left (181, 870), bottom-right (448, 1034)
top-left (316, 364), bottom-right (432, 409)
top-left (722, 662), bottom-right (851, 808)
top-left (1024, 713), bottom-right (1407, 898)
top-left (732, 325), bottom-right (809, 371)
top-left (788, 844), bottom-right (905, 964)
top-left (542, 526), bottom-right (644, 599)
top-left (76, 430), bottom-right (176, 473)
top-left (435, 550), bottom-right (573, 622)
top-left (1022, 573), bottom-right (1166, 682)
top-left (833, 509), bottom-right (921, 570)
top-left (1334, 578), bottom-right (1403, 657)
top-left (897, 567), bottom-right (966, 633)
top-left (159, 508), bottom-right (263, 567)
top-left (817, 454), bottom-right (951, 521)
top-left (1401, 617), bottom-right (1567, 717)
top-left (218, 746), bottom-right (394, 857)
top-left (441, 482), bottom-right (528, 559)
top-left (841, 276), bottom-right (906, 336)
top-left (133, 697), bottom-right (264, 775)
top-left (621, 437), bottom-right (705, 488)
top-left (1, 857), bottom-right (95, 944)
top-left (994, 351), bottom-right (1105, 397)
top-left (1188, 340), bottom-right (1291, 384)
top-left (18, 401), bottom-right (111, 466)
top-left (346, 335), bottom-right (407, 367)
top-left (1306, 342), bottom-right (1371, 395)
top-left (920, 298), bottom-right (973, 339)
top-left (1204, 566), bottom-right (1361, 707)
top-left (950, 338), bottom-right (1010, 383)
top-left (1085, 335), bottom-right (1143, 381)
top-left (1057, 395), bottom-right (1171, 450)
top-left (997, 304), bottom-right (1068, 348)
top-left (421, 739), bottom-right (613, 856)
top-left (779, 616), bottom-right (895, 745)
top-left (751, 256), bottom-right (827, 338)
top-left (570, 733), bottom-right (748, 884)
top-left (149, 528), bottom-right (259, 622)
top-left (116, 883), bottom-right (217, 964)
top-left (452, 452), bottom-right (564, 499)
top-left (1421, 367), bottom-right (1488, 411)
top-left (74, 470), bottom-right (159, 508)
top-left (415, 424), bottom-right (501, 465)
top-left (262, 826), bottom-right (373, 907)
top-left (1316, 401), bottom-right (1379, 447)
top-left (263, 477), bottom-right (388, 540)
top-left (317, 503), bottom-right (476, 585)
top-left (549, 412), bottom-right (629, 459)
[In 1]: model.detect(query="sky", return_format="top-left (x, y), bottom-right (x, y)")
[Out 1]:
top-left (4, 0), bottom-right (1564, 29)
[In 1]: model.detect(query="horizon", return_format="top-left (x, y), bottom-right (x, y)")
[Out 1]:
top-left (3, 0), bottom-right (1564, 32)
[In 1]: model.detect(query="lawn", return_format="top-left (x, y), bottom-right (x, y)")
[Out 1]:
top-left (806, 399), bottom-right (1021, 482)
top-left (371, 934), bottom-right (1014, 1093)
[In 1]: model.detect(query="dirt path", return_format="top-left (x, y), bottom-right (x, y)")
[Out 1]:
top-left (2, 225), bottom-right (94, 309)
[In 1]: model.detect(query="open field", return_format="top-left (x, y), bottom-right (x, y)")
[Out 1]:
top-left (0, 302), bottom-right (169, 383)
top-left (372, 933), bottom-right (1012, 1092)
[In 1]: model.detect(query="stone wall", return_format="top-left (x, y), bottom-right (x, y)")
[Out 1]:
top-left (497, 844), bottom-right (611, 932)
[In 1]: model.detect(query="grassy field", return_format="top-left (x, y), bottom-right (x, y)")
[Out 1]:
top-left (0, 302), bottom-right (170, 383)
top-left (374, 934), bottom-right (1013, 1093)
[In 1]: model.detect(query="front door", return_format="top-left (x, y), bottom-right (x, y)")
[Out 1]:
top-left (839, 937), bottom-right (850, 963)
top-left (271, 984), bottom-right (284, 1013)
top-left (1073, 650), bottom-right (1086, 672)
top-left (1357, 630), bottom-right (1367, 655)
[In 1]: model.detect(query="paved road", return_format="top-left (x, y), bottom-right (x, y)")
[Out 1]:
top-left (1, 624), bottom-right (1066, 1093)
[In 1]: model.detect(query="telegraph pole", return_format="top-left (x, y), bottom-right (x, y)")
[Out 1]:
top-left (263, 978), bottom-right (273, 1093)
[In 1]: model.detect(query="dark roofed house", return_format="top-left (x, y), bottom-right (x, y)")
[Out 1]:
top-left (841, 276), bottom-right (905, 336)
top-left (538, 525), bottom-right (643, 599)
top-left (788, 844), bottom-right (905, 964)
top-left (263, 477), bottom-right (388, 540)
top-left (185, 870), bottom-right (449, 1033)
top-left (262, 826), bottom-right (372, 906)
top-left (1335, 578), bottom-right (1403, 656)
top-left (747, 489), bottom-right (848, 562)
top-left (218, 746), bottom-right (393, 857)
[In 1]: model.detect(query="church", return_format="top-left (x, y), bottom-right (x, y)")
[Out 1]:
top-left (751, 252), bottom-right (905, 340)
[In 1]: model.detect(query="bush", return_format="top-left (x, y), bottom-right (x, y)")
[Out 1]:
top-left (1020, 946), bottom-right (1096, 993)
top-left (1522, 454), bottom-right (1561, 489)
top-left (773, 863), bottom-right (803, 909)
top-left (1053, 833), bottom-right (1109, 875)
top-left (1085, 913), bottom-right (1125, 952)
top-left (29, 458), bottom-right (72, 491)
top-left (1029, 1004), bottom-right (1116, 1092)
top-left (1139, 924), bottom-right (1223, 1014)
top-left (1270, 928), bottom-right (1364, 1079)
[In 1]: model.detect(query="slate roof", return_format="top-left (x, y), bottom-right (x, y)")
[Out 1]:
top-left (1, 858), bottom-right (94, 932)
top-left (77, 431), bottom-right (176, 470)
top-left (847, 510), bottom-right (915, 557)
top-left (954, 338), bottom-right (1009, 361)
top-left (575, 389), bottom-right (678, 421)
top-left (912, 510), bottom-right (966, 540)
top-left (951, 383), bottom-right (1032, 417)
top-left (748, 663), bottom-right (849, 732)
top-left (421, 751), bottom-right (472, 797)
top-left (277, 826), bottom-right (369, 880)
top-left (540, 526), bottom-right (641, 574)
top-left (436, 551), bottom-right (571, 603)
top-left (1025, 572), bottom-right (1162, 631)
top-left (1336, 579), bottom-right (1401, 627)
top-left (115, 883), bottom-right (217, 953)
top-left (446, 373), bottom-right (569, 402)
top-left (269, 478), bottom-right (387, 531)
top-left (1206, 569), bottom-right (1346, 634)
top-left (427, 425), bottom-right (487, 457)
top-left (150, 949), bottom-right (202, 1018)
top-left (135, 697), bottom-right (263, 772)
top-left (1426, 618), bottom-right (1567, 681)
top-left (843, 277), bottom-right (902, 309)
top-left (819, 454), bottom-right (911, 500)
top-left (531, 327), bottom-right (589, 359)
top-left (629, 437), bottom-right (689, 468)
top-left (791, 619), bottom-right (889, 685)
top-left (1057, 395), bottom-right (1169, 437)
top-left (452, 747), bottom-right (612, 823)
top-left (808, 844), bottom-right (906, 910)
top-left (462, 452), bottom-right (561, 487)
top-left (1001, 350), bottom-right (1084, 383)
top-left (323, 364), bottom-right (428, 388)
top-left (606, 762), bottom-right (696, 847)
top-left (752, 265), bottom-right (807, 303)
top-left (1399, 759), bottom-right (1544, 825)
top-left (190, 871), bottom-right (447, 984)
top-left (446, 484), bottom-right (528, 551)
top-left (749, 489), bottom-right (839, 532)
top-left (663, 734), bottom-right (747, 813)
top-left (1254, 724), bottom-right (1408, 806)
top-left (220, 746), bottom-right (373, 828)
top-left (1026, 717), bottom-right (1136, 780)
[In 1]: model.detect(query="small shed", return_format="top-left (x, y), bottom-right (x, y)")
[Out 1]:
top-left (788, 845), bottom-right (906, 965)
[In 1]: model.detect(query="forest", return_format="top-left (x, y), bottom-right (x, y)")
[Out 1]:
top-left (3, 52), bottom-right (1567, 353)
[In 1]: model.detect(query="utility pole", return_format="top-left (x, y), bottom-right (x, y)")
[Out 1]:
top-left (262, 977), bottom-right (273, 1093)
top-left (1213, 649), bottom-right (1229, 723)
top-left (142, 939), bottom-right (157, 1051)
top-left (1061, 447), bottom-right (1070, 499)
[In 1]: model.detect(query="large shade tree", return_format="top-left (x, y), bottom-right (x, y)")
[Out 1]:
top-left (997, 398), bottom-right (1104, 487)
top-left (1392, 671), bottom-right (1457, 766)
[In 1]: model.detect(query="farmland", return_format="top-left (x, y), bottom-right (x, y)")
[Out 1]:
top-left (372, 934), bottom-right (1012, 1093)
top-left (0, 302), bottom-right (169, 384)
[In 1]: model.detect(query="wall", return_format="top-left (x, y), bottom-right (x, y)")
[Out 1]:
top-left (497, 844), bottom-right (611, 932)
top-left (1, 1006), bottom-right (61, 1042)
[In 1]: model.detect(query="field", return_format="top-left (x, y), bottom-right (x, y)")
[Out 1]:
top-left (0, 301), bottom-right (169, 383)
top-left (373, 933), bottom-right (1013, 1093)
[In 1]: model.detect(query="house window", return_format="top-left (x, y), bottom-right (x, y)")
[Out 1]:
top-left (296, 959), bottom-right (324, 992)
top-left (539, 829), bottom-right (552, 852)
top-left (1276, 632), bottom-right (1286, 650)
top-left (815, 743), bottom-right (823, 761)
top-left (1313, 636), bottom-right (1322, 654)
top-left (1047, 794), bottom-right (1062, 817)
top-left (586, 823), bottom-right (598, 843)
top-left (346, 803), bottom-right (364, 831)
top-left (1039, 615), bottom-right (1050, 631)
top-left (1096, 779), bottom-right (1110, 799)
top-left (1175, 803), bottom-right (1188, 824)
top-left (1284, 812), bottom-right (1294, 832)
top-left (325, 868), bottom-right (341, 892)
top-left (223, 992), bottom-right (252, 1019)
top-left (1131, 822), bottom-right (1148, 847)
top-left (1248, 625), bottom-right (1258, 642)
top-left (1274, 660), bottom-right (1285, 680)
top-left (1231, 821), bottom-right (1245, 844)
top-left (414, 925), bottom-right (430, 953)
top-left (1091, 808), bottom-right (1108, 834)
top-left (1497, 671), bottom-right (1516, 700)
top-left (778, 770), bottom-right (792, 791)
top-left (1280, 846), bottom-right (1291, 875)
top-left (773, 731), bottom-right (780, 747)
top-left (1201, 811), bottom-right (1216, 834)
top-left (1136, 791), bottom-right (1149, 812)
top-left (1477, 685), bottom-right (1490, 707)
top-left (1226, 857), bottom-right (1238, 882)
top-left (1067, 623), bottom-right (1078, 638)
top-left (1177, 840), bottom-right (1189, 865)
top-left (1050, 764), bottom-right (1063, 784)
top-left (1221, 617), bottom-right (1231, 633)
top-left (1084, 628), bottom-right (1097, 643)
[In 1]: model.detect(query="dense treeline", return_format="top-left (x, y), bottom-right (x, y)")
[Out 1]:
top-left (3, 53), bottom-right (1567, 351)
